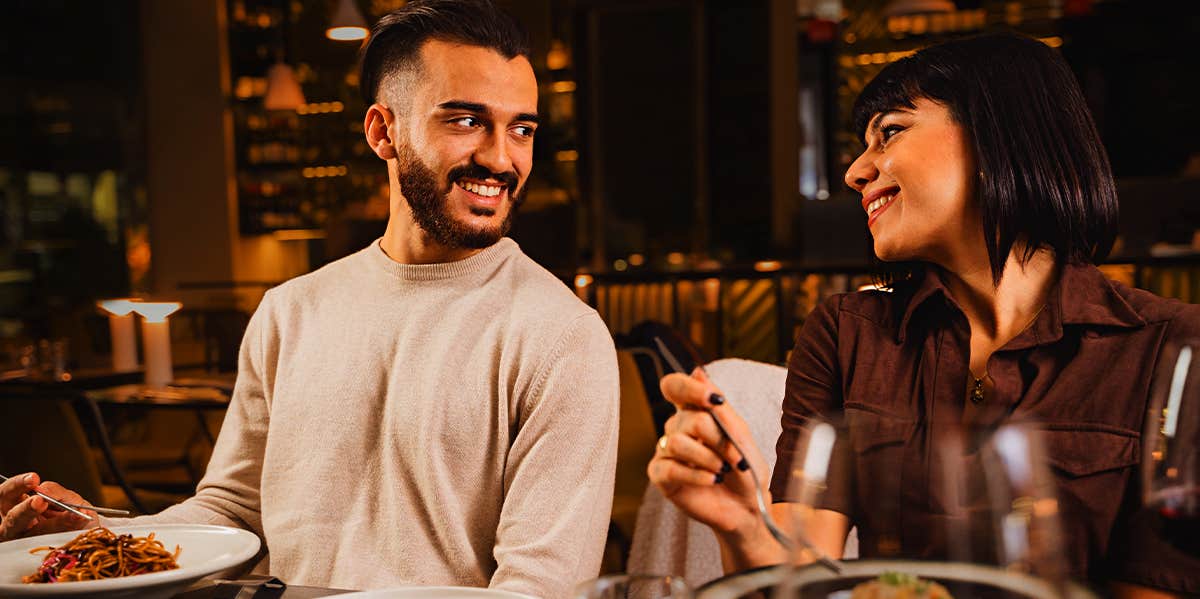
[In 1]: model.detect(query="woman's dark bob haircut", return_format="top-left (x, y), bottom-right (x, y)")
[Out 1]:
top-left (852, 32), bottom-right (1118, 284)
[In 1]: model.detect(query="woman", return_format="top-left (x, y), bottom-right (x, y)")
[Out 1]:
top-left (648, 33), bottom-right (1199, 596)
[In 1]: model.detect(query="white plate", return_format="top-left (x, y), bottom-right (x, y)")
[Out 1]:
top-left (0, 524), bottom-right (261, 599)
top-left (337, 587), bottom-right (537, 599)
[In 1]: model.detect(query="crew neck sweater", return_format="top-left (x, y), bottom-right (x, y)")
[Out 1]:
top-left (119, 238), bottom-right (620, 597)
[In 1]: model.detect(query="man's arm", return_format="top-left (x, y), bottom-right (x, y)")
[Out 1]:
top-left (108, 291), bottom-right (277, 537)
top-left (489, 312), bottom-right (620, 599)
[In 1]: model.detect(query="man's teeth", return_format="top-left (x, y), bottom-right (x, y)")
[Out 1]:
top-left (456, 181), bottom-right (503, 198)
top-left (868, 194), bottom-right (895, 215)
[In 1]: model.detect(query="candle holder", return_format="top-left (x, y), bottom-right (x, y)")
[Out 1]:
top-left (133, 302), bottom-right (182, 387)
top-left (98, 299), bottom-right (140, 372)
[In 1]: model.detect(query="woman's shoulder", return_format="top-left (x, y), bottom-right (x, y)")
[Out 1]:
top-left (1110, 279), bottom-right (1200, 335)
top-left (805, 285), bottom-right (910, 333)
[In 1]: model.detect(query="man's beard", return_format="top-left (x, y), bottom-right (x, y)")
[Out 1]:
top-left (395, 143), bottom-right (524, 250)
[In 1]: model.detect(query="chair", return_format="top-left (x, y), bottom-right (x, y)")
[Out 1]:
top-left (626, 358), bottom-right (859, 586)
top-left (0, 396), bottom-right (185, 515)
top-left (620, 320), bottom-right (710, 436)
top-left (607, 349), bottom-right (662, 571)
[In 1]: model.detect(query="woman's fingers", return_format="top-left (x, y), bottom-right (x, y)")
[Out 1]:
top-left (648, 455), bottom-right (721, 491)
top-left (660, 372), bottom-right (726, 412)
top-left (657, 432), bottom-right (727, 475)
top-left (664, 410), bottom-right (724, 449)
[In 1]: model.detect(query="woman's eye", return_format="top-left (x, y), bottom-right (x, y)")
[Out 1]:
top-left (880, 124), bottom-right (904, 143)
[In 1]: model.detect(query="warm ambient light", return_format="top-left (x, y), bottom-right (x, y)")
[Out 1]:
top-left (134, 302), bottom-right (182, 387)
top-left (574, 274), bottom-right (593, 288)
top-left (132, 302), bottom-right (182, 323)
top-left (264, 63), bottom-right (306, 111)
top-left (273, 229), bottom-right (328, 241)
top-left (98, 298), bottom-right (139, 317)
top-left (98, 298), bottom-right (141, 372)
top-left (326, 0), bottom-right (368, 41)
top-left (754, 260), bottom-right (781, 272)
top-left (327, 26), bottom-right (368, 41)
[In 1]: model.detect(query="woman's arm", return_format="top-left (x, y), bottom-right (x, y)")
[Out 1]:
top-left (716, 504), bottom-right (850, 574)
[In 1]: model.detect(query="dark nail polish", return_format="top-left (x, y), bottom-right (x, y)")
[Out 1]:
top-left (737, 459), bottom-right (750, 471)
top-left (714, 473), bottom-right (725, 484)
top-left (708, 393), bottom-right (725, 406)
top-left (721, 462), bottom-right (732, 473)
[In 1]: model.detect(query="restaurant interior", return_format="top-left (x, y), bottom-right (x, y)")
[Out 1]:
top-left (2, 0), bottom-right (1200, 592)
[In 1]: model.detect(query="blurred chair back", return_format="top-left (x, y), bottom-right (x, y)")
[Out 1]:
top-left (609, 349), bottom-right (662, 568)
top-left (0, 396), bottom-right (106, 501)
top-left (618, 320), bottom-right (709, 437)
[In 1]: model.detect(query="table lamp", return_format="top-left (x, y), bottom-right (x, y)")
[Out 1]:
top-left (98, 298), bottom-right (140, 372)
top-left (133, 302), bottom-right (182, 387)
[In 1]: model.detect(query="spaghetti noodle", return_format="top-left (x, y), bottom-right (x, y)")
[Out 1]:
top-left (22, 526), bottom-right (181, 583)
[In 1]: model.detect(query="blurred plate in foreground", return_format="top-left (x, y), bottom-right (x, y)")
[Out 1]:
top-left (696, 560), bottom-right (1098, 599)
top-left (337, 587), bottom-right (536, 599)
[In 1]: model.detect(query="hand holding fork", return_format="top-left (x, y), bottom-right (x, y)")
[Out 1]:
top-left (648, 339), bottom-right (842, 574)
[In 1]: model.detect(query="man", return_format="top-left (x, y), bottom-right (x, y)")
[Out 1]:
top-left (0, 1), bottom-right (620, 596)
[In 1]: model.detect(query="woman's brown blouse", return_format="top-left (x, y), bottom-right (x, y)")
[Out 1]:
top-left (770, 263), bottom-right (1200, 594)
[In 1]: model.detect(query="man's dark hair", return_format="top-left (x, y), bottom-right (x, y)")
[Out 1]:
top-left (852, 32), bottom-right (1118, 285)
top-left (359, 0), bottom-right (531, 106)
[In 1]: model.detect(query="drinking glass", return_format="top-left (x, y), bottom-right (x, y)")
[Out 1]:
top-left (573, 574), bottom-right (690, 599)
top-left (1144, 339), bottom-right (1200, 556)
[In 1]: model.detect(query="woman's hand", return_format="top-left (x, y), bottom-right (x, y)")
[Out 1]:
top-left (647, 369), bottom-right (774, 541)
top-left (0, 472), bottom-right (95, 541)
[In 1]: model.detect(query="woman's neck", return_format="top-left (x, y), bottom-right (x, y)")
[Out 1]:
top-left (940, 247), bottom-right (1060, 343)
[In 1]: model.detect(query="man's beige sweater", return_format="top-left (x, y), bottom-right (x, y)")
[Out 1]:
top-left (120, 238), bottom-right (620, 597)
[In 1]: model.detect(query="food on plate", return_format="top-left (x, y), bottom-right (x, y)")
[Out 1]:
top-left (850, 572), bottom-right (954, 599)
top-left (22, 526), bottom-right (180, 583)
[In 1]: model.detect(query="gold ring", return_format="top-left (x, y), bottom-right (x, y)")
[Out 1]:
top-left (657, 435), bottom-right (669, 452)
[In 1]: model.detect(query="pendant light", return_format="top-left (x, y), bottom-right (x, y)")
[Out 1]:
top-left (327, 0), bottom-right (369, 41)
top-left (264, 63), bottom-right (306, 110)
top-left (263, 0), bottom-right (305, 110)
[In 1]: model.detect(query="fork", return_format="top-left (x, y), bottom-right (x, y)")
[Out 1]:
top-left (0, 474), bottom-right (131, 517)
top-left (652, 338), bottom-right (842, 574)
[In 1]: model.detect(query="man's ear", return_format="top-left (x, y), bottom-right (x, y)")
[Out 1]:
top-left (364, 103), bottom-right (398, 160)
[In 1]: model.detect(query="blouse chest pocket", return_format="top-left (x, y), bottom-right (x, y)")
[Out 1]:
top-left (1039, 425), bottom-right (1139, 478)
top-left (844, 401), bottom-right (913, 453)
top-left (841, 402), bottom-right (914, 550)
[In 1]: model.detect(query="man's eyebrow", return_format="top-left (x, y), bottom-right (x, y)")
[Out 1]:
top-left (436, 101), bottom-right (539, 124)
top-left (437, 100), bottom-right (488, 113)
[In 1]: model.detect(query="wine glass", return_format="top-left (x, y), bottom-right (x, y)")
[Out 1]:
top-left (1143, 339), bottom-right (1200, 556)
top-left (572, 574), bottom-right (690, 599)
top-left (936, 423), bottom-right (1070, 597)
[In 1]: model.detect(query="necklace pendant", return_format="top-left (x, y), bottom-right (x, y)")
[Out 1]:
top-left (971, 378), bottom-right (985, 403)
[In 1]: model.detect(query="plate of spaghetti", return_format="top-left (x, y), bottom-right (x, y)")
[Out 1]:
top-left (0, 524), bottom-right (260, 598)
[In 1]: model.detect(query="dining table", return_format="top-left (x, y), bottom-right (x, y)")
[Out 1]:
top-left (0, 367), bottom-right (235, 513)
top-left (174, 577), bottom-right (351, 599)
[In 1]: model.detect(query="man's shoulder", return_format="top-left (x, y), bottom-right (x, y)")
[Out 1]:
top-left (502, 247), bottom-right (596, 320)
top-left (264, 247), bottom-right (371, 307)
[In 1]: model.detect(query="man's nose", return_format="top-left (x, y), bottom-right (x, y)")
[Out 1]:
top-left (473, 130), bottom-right (513, 177)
